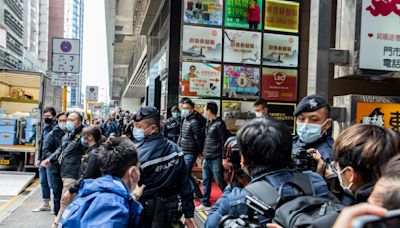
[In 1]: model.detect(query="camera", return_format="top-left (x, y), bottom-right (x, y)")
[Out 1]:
top-left (219, 195), bottom-right (274, 228)
top-left (291, 149), bottom-right (317, 172)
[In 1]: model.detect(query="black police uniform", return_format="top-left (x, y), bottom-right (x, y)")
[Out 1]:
top-left (292, 95), bottom-right (334, 161)
top-left (133, 107), bottom-right (195, 227)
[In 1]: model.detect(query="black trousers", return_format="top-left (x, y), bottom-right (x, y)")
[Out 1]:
top-left (248, 21), bottom-right (258, 30)
top-left (139, 197), bottom-right (183, 228)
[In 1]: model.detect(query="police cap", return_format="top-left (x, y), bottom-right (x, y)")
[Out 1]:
top-left (133, 106), bottom-right (159, 122)
top-left (293, 94), bottom-right (329, 116)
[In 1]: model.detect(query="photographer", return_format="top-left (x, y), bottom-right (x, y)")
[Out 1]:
top-left (205, 118), bottom-right (332, 227)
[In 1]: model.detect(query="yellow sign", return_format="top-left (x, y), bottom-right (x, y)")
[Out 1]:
top-left (264, 0), bottom-right (299, 33)
top-left (356, 102), bottom-right (400, 133)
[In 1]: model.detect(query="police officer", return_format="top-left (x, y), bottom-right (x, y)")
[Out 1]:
top-left (292, 94), bottom-right (334, 163)
top-left (132, 107), bottom-right (195, 228)
top-left (164, 105), bottom-right (181, 143)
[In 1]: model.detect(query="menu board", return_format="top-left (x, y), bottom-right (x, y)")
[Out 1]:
top-left (263, 33), bottom-right (299, 67)
top-left (268, 102), bottom-right (296, 135)
top-left (262, 68), bottom-right (297, 101)
top-left (223, 65), bottom-right (260, 99)
top-left (182, 25), bottom-right (222, 62)
top-left (265, 0), bottom-right (300, 33)
top-left (225, 0), bottom-right (263, 30)
top-left (181, 62), bottom-right (221, 98)
top-left (183, 0), bottom-right (223, 26)
top-left (222, 100), bottom-right (255, 132)
top-left (224, 29), bottom-right (261, 64)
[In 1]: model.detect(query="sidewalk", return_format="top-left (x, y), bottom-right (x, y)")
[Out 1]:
top-left (0, 183), bottom-right (54, 228)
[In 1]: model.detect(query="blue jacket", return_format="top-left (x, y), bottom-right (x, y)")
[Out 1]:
top-left (61, 175), bottom-right (143, 228)
top-left (205, 169), bottom-right (332, 227)
top-left (135, 133), bottom-right (195, 218)
top-left (102, 120), bottom-right (119, 137)
top-left (292, 133), bottom-right (335, 161)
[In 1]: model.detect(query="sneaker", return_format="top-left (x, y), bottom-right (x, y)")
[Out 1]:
top-left (195, 204), bottom-right (211, 211)
top-left (32, 206), bottom-right (51, 212)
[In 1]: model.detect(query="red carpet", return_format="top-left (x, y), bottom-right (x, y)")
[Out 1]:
top-left (194, 181), bottom-right (223, 206)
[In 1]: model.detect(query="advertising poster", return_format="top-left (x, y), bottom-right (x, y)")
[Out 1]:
top-left (356, 102), bottom-right (400, 133)
top-left (263, 33), bottom-right (299, 67)
top-left (359, 0), bottom-right (400, 71)
top-left (262, 68), bottom-right (297, 101)
top-left (182, 25), bottom-right (222, 62)
top-left (223, 65), bottom-right (260, 99)
top-left (224, 29), bottom-right (261, 64)
top-left (181, 62), bottom-right (221, 98)
top-left (264, 0), bottom-right (300, 33)
top-left (225, 0), bottom-right (263, 30)
top-left (222, 100), bottom-right (255, 132)
top-left (268, 102), bottom-right (296, 135)
top-left (190, 98), bottom-right (221, 116)
top-left (183, 0), bottom-right (223, 26)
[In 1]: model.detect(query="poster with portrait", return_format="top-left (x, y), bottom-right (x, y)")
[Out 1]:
top-left (182, 25), bottom-right (222, 62)
top-left (222, 100), bottom-right (255, 132)
top-left (189, 98), bottom-right (221, 116)
top-left (262, 68), bottom-right (297, 101)
top-left (183, 0), bottom-right (223, 26)
top-left (223, 65), bottom-right (260, 99)
top-left (224, 29), bottom-right (261, 64)
top-left (268, 102), bottom-right (296, 135)
top-left (181, 62), bottom-right (221, 98)
top-left (263, 33), bottom-right (299, 67)
top-left (225, 0), bottom-right (263, 30)
top-left (265, 0), bottom-right (300, 33)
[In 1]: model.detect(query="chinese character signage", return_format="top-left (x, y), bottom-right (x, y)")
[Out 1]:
top-left (182, 25), bottom-right (222, 62)
top-left (224, 29), bottom-right (261, 64)
top-left (262, 68), bottom-right (297, 101)
top-left (264, 0), bottom-right (299, 33)
top-left (268, 102), bottom-right (296, 135)
top-left (225, 0), bottom-right (263, 30)
top-left (223, 65), bottom-right (260, 99)
top-left (181, 62), bottom-right (221, 98)
top-left (222, 100), bottom-right (255, 132)
top-left (263, 33), bottom-right (299, 67)
top-left (190, 98), bottom-right (221, 116)
top-left (359, 0), bottom-right (400, 71)
top-left (183, 0), bottom-right (223, 25)
top-left (356, 102), bottom-right (400, 132)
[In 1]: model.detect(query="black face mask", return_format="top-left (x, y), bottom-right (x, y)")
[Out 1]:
top-left (44, 118), bottom-right (53, 124)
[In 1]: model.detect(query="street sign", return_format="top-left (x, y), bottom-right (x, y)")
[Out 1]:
top-left (51, 74), bottom-right (79, 87)
top-left (52, 38), bottom-right (80, 73)
top-left (86, 86), bottom-right (99, 102)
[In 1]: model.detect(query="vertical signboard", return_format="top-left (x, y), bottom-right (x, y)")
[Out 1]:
top-left (52, 38), bottom-right (80, 73)
top-left (359, 0), bottom-right (400, 71)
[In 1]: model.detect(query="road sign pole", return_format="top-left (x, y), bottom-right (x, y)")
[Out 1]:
top-left (85, 101), bottom-right (88, 120)
top-left (62, 86), bottom-right (67, 112)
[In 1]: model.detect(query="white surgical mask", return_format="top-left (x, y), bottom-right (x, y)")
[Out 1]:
top-left (337, 167), bottom-right (354, 196)
top-left (59, 123), bottom-right (67, 131)
top-left (296, 122), bottom-right (323, 144)
top-left (255, 111), bottom-right (263, 118)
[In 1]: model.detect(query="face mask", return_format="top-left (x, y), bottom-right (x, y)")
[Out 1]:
top-left (255, 112), bottom-right (263, 118)
top-left (182, 109), bottom-right (190, 118)
top-left (133, 128), bottom-right (145, 141)
top-left (296, 122), bottom-right (323, 144)
top-left (44, 118), bottom-right (53, 124)
top-left (203, 113), bottom-right (209, 121)
top-left (172, 113), bottom-right (180, 119)
top-left (59, 123), bottom-right (67, 131)
top-left (66, 121), bottom-right (75, 132)
top-left (337, 167), bottom-right (354, 196)
top-left (81, 137), bottom-right (88, 147)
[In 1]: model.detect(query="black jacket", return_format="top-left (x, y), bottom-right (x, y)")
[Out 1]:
top-left (42, 125), bottom-right (66, 160)
top-left (203, 118), bottom-right (228, 159)
top-left (135, 133), bottom-right (195, 218)
top-left (178, 112), bottom-right (204, 155)
top-left (165, 116), bottom-right (181, 139)
top-left (68, 143), bottom-right (102, 194)
top-left (49, 125), bottom-right (86, 179)
top-left (38, 121), bottom-right (58, 161)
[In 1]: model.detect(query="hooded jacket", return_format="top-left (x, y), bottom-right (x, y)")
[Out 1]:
top-left (61, 175), bottom-right (143, 228)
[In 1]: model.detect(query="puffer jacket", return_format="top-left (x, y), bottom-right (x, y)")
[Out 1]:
top-left (203, 118), bottom-right (228, 159)
top-left (42, 125), bottom-right (66, 160)
top-left (49, 125), bottom-right (87, 179)
top-left (178, 112), bottom-right (203, 155)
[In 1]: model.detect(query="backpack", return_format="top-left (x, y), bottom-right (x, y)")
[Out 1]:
top-left (245, 173), bottom-right (344, 228)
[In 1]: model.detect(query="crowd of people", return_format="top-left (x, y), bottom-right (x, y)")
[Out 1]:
top-left (32, 95), bottom-right (400, 228)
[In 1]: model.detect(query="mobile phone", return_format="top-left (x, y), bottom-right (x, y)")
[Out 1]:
top-left (352, 209), bottom-right (400, 228)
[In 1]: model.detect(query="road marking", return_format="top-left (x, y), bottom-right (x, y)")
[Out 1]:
top-left (0, 178), bottom-right (39, 211)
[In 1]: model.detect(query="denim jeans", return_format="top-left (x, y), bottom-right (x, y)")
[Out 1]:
top-left (39, 166), bottom-right (51, 201)
top-left (183, 154), bottom-right (203, 199)
top-left (201, 158), bottom-right (227, 206)
top-left (48, 165), bottom-right (63, 215)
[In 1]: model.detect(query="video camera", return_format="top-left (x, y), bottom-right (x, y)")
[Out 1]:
top-left (291, 149), bottom-right (317, 172)
top-left (219, 195), bottom-right (274, 228)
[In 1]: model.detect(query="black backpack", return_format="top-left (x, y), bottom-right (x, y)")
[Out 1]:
top-left (245, 173), bottom-right (344, 228)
